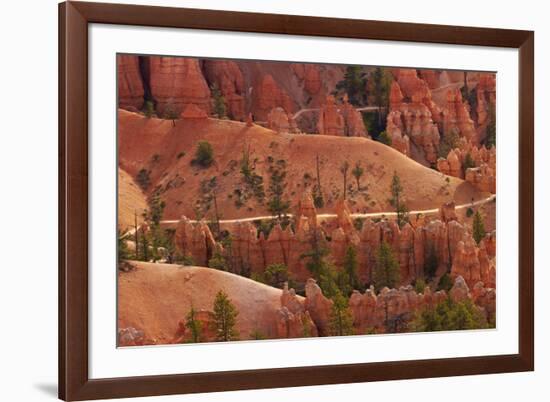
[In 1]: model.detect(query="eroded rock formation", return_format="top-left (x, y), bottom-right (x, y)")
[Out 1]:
top-left (386, 81), bottom-right (440, 163)
top-left (117, 55), bottom-right (144, 111)
top-left (267, 107), bottom-right (299, 134)
top-left (317, 95), bottom-right (368, 137)
top-left (203, 60), bottom-right (246, 120)
top-left (149, 56), bottom-right (211, 116)
top-left (252, 74), bottom-right (294, 121)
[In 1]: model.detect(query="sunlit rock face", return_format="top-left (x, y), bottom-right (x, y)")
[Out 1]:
top-left (118, 55), bottom-right (145, 111)
top-left (148, 56), bottom-right (211, 116)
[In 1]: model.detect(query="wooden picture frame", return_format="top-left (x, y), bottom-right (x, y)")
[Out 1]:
top-left (59, 1), bottom-right (534, 400)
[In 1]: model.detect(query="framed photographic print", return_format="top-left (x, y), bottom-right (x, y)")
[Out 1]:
top-left (59, 1), bottom-right (534, 400)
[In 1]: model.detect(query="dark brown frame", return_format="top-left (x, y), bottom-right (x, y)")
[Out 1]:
top-left (59, 1), bottom-right (534, 400)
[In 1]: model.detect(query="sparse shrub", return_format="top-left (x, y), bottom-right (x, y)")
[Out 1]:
top-left (353, 218), bottom-right (365, 231)
top-left (177, 151), bottom-right (186, 159)
top-left (466, 207), bottom-right (474, 218)
top-left (175, 254), bottom-right (196, 266)
top-left (263, 263), bottom-right (288, 288)
top-left (377, 130), bottom-right (392, 146)
top-left (437, 273), bottom-right (453, 292)
top-left (414, 278), bottom-right (427, 294)
top-left (208, 251), bottom-right (228, 271)
top-left (193, 141), bottom-right (214, 168)
top-left (463, 152), bottom-right (476, 172)
top-left (249, 329), bottom-right (266, 340)
top-left (136, 168), bottom-right (151, 190)
top-left (143, 100), bottom-right (155, 118)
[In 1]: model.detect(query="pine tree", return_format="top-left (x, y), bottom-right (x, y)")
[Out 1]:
top-left (367, 67), bottom-right (393, 125)
top-left (211, 83), bottom-right (227, 118)
top-left (424, 243), bottom-right (438, 280)
top-left (389, 171), bottom-right (408, 228)
top-left (142, 192), bottom-right (167, 262)
top-left (373, 241), bottom-right (400, 291)
top-left (329, 292), bottom-right (354, 336)
top-left (267, 163), bottom-right (290, 220)
top-left (212, 290), bottom-right (239, 342)
top-left (313, 154), bottom-right (324, 208)
top-left (485, 103), bottom-right (496, 148)
top-left (336, 66), bottom-right (367, 105)
top-left (340, 161), bottom-right (350, 199)
top-left (341, 245), bottom-right (359, 294)
top-left (185, 307), bottom-right (202, 343)
top-left (301, 230), bottom-right (339, 298)
top-left (264, 263), bottom-right (288, 288)
top-left (351, 161), bottom-right (364, 192)
top-left (472, 210), bottom-right (486, 244)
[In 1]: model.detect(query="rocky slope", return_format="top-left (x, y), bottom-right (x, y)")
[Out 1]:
top-left (117, 168), bottom-right (148, 231)
top-left (118, 109), bottom-right (488, 221)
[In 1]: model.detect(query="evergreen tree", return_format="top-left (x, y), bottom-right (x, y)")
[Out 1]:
top-left (485, 103), bottom-right (496, 148)
top-left (313, 154), bottom-right (325, 208)
top-left (185, 306), bottom-right (202, 343)
top-left (367, 67), bottom-right (393, 125)
top-left (340, 161), bottom-right (350, 199)
top-left (212, 290), bottom-right (239, 342)
top-left (340, 245), bottom-right (359, 295)
top-left (329, 292), bottom-right (354, 336)
top-left (472, 210), bottom-right (486, 244)
top-left (411, 297), bottom-right (487, 332)
top-left (373, 241), bottom-right (400, 291)
top-left (389, 171), bottom-right (409, 229)
top-left (424, 243), bottom-right (438, 280)
top-left (142, 192), bottom-right (167, 262)
top-left (211, 83), bottom-right (227, 118)
top-left (301, 230), bottom-right (339, 298)
top-left (336, 66), bottom-right (367, 105)
top-left (264, 263), bottom-right (288, 288)
top-left (267, 163), bottom-right (290, 220)
top-left (351, 161), bottom-right (364, 191)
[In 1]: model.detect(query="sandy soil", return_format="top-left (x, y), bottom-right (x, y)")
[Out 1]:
top-left (118, 109), bottom-right (489, 221)
top-left (117, 168), bottom-right (148, 231)
top-left (118, 261), bottom-right (295, 343)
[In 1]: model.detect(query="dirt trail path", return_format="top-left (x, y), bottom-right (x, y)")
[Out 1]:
top-left (155, 194), bottom-right (495, 227)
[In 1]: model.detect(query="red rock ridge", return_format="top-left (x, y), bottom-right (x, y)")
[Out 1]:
top-left (117, 55), bottom-right (144, 111)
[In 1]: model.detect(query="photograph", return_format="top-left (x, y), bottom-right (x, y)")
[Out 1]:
top-left (116, 55), bottom-right (497, 346)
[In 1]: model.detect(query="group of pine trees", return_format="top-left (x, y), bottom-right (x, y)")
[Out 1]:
top-left (183, 290), bottom-right (239, 343)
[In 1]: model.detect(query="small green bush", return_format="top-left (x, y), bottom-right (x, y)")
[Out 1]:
top-left (193, 141), bottom-right (214, 168)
